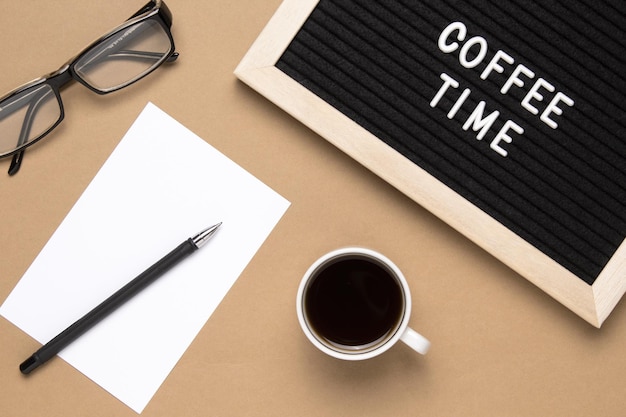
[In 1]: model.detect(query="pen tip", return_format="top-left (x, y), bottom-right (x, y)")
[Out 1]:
top-left (192, 222), bottom-right (222, 248)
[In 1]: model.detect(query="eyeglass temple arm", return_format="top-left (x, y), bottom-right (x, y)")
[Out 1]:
top-left (106, 50), bottom-right (178, 63)
top-left (8, 151), bottom-right (24, 175)
top-left (8, 106), bottom-right (36, 175)
top-left (8, 89), bottom-right (53, 175)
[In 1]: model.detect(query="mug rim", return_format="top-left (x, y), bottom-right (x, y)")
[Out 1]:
top-left (296, 247), bottom-right (412, 360)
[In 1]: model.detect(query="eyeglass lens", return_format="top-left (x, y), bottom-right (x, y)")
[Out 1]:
top-left (74, 20), bottom-right (173, 93)
top-left (0, 18), bottom-right (173, 158)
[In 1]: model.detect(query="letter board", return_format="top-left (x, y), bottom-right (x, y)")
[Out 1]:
top-left (235, 0), bottom-right (626, 327)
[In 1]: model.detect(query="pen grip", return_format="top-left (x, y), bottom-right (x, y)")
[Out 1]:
top-left (25, 238), bottom-right (198, 370)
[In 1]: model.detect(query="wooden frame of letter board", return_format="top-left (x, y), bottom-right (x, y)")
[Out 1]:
top-left (234, 0), bottom-right (626, 327)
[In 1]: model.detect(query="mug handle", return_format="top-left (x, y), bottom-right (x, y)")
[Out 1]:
top-left (400, 327), bottom-right (431, 354)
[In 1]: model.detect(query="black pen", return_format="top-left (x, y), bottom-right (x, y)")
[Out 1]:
top-left (19, 222), bottom-right (222, 375)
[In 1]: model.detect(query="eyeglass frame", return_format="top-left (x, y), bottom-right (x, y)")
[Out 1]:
top-left (0, 0), bottom-right (178, 175)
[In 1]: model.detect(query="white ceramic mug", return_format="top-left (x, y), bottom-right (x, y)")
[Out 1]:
top-left (296, 247), bottom-right (430, 360)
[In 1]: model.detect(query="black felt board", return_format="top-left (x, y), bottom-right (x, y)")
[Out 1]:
top-left (275, 0), bottom-right (626, 286)
top-left (236, 0), bottom-right (626, 325)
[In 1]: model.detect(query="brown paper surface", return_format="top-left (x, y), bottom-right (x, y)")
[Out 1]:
top-left (0, 1), bottom-right (624, 416)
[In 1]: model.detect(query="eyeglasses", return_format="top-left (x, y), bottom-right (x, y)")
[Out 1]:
top-left (0, 0), bottom-right (178, 175)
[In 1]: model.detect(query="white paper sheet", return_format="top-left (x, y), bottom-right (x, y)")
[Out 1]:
top-left (0, 102), bottom-right (290, 413)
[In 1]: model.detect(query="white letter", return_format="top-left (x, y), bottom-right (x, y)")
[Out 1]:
top-left (448, 88), bottom-right (472, 119)
top-left (501, 64), bottom-right (535, 94)
top-left (438, 22), bottom-right (466, 53)
top-left (459, 36), bottom-right (488, 68)
top-left (430, 73), bottom-right (459, 108)
top-left (462, 101), bottom-right (500, 140)
top-left (490, 120), bottom-right (524, 157)
top-left (540, 92), bottom-right (574, 129)
top-left (480, 50), bottom-right (514, 80)
top-left (521, 78), bottom-right (555, 115)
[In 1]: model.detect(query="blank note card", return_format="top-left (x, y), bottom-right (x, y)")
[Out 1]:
top-left (0, 102), bottom-right (290, 413)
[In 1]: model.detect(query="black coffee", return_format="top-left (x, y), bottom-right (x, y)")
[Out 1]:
top-left (304, 256), bottom-right (404, 349)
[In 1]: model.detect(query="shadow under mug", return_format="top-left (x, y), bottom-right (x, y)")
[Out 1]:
top-left (296, 247), bottom-right (430, 360)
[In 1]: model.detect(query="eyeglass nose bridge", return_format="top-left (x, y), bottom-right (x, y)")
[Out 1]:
top-left (43, 64), bottom-right (76, 91)
top-left (33, 64), bottom-right (76, 123)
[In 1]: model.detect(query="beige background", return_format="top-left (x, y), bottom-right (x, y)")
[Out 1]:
top-left (0, 1), bottom-right (624, 416)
